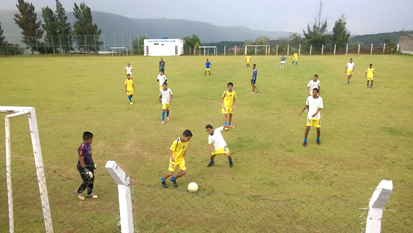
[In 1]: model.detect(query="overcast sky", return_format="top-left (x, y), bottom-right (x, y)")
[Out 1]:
top-left (1, 0), bottom-right (412, 35)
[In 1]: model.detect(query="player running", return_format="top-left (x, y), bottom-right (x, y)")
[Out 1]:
top-left (221, 82), bottom-right (237, 130)
top-left (161, 130), bottom-right (193, 188)
top-left (156, 70), bottom-right (167, 91)
top-left (299, 88), bottom-right (323, 147)
top-left (251, 64), bottom-right (259, 93)
top-left (365, 64), bottom-right (375, 88)
top-left (159, 82), bottom-right (173, 125)
top-left (345, 58), bottom-right (355, 84)
top-left (124, 63), bottom-right (133, 77)
top-left (245, 53), bottom-right (251, 69)
top-left (204, 59), bottom-right (212, 75)
top-left (159, 58), bottom-right (165, 74)
top-left (206, 124), bottom-right (233, 168)
top-left (280, 54), bottom-right (287, 68)
top-left (292, 51), bottom-right (298, 65)
top-left (125, 74), bottom-right (135, 105)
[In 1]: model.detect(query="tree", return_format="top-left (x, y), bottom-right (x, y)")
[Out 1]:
top-left (55, 0), bottom-right (72, 53)
top-left (73, 2), bottom-right (103, 53)
top-left (303, 0), bottom-right (330, 50)
top-left (42, 6), bottom-right (58, 54)
top-left (331, 14), bottom-right (350, 49)
top-left (14, 0), bottom-right (44, 54)
top-left (0, 22), bottom-right (5, 52)
top-left (289, 33), bottom-right (304, 48)
top-left (183, 34), bottom-right (201, 55)
top-left (131, 35), bottom-right (148, 55)
top-left (254, 36), bottom-right (270, 45)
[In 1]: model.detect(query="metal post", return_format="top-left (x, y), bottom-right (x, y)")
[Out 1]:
top-left (129, 35), bottom-right (132, 55)
top-left (309, 45), bottom-right (312, 55)
top-left (58, 36), bottom-right (62, 53)
top-left (35, 37), bottom-right (38, 55)
top-left (5, 115), bottom-right (13, 233)
top-left (265, 46), bottom-right (267, 55)
top-left (370, 43), bottom-right (373, 55)
top-left (276, 45), bottom-right (278, 55)
top-left (366, 180), bottom-right (393, 233)
top-left (358, 44), bottom-right (360, 55)
top-left (299, 44), bottom-right (301, 56)
top-left (346, 44), bottom-right (348, 55)
top-left (287, 45), bottom-right (289, 55)
top-left (334, 44), bottom-right (336, 55)
top-left (396, 43), bottom-right (399, 52)
top-left (12, 37), bottom-right (16, 55)
top-left (51, 36), bottom-right (55, 54)
top-left (234, 46), bottom-right (236, 56)
top-left (5, 41), bottom-right (8, 55)
top-left (94, 35), bottom-right (97, 53)
top-left (383, 43), bottom-right (386, 54)
top-left (84, 35), bottom-right (87, 53)
top-left (321, 44), bottom-right (324, 55)
top-left (103, 35), bottom-right (106, 52)
top-left (224, 46), bottom-right (226, 56)
top-left (255, 46), bottom-right (257, 55)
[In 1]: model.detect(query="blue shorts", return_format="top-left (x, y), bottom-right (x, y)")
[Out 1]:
top-left (251, 79), bottom-right (256, 85)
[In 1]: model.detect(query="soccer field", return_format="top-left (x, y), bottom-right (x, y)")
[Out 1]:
top-left (0, 54), bottom-right (412, 232)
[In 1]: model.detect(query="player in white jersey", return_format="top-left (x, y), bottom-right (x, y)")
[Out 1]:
top-left (124, 63), bottom-right (133, 77)
top-left (299, 88), bottom-right (323, 147)
top-left (345, 58), bottom-right (355, 84)
top-left (156, 70), bottom-right (167, 91)
top-left (159, 82), bottom-right (173, 125)
top-left (307, 75), bottom-right (321, 96)
top-left (205, 124), bottom-right (233, 168)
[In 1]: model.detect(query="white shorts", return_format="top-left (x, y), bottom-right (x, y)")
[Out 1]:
top-left (281, 61), bottom-right (285, 64)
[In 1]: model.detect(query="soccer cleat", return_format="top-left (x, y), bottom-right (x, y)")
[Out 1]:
top-left (170, 178), bottom-right (178, 188)
top-left (75, 190), bottom-right (85, 201)
top-left (371, 86), bottom-right (373, 89)
top-left (229, 161), bottom-right (233, 168)
top-left (303, 141), bottom-right (307, 147)
top-left (162, 121), bottom-right (165, 125)
top-left (207, 162), bottom-right (214, 167)
top-left (86, 193), bottom-right (98, 199)
top-left (130, 102), bottom-right (133, 105)
top-left (162, 181), bottom-right (168, 188)
top-left (224, 127), bottom-right (228, 131)
top-left (317, 140), bottom-right (321, 145)
top-left (366, 86), bottom-right (369, 88)
top-left (167, 117), bottom-right (170, 121)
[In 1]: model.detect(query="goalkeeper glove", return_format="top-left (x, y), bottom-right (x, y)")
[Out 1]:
top-left (94, 163), bottom-right (98, 169)
top-left (83, 168), bottom-right (93, 179)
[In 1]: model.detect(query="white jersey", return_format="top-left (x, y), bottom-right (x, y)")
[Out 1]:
top-left (125, 66), bottom-right (133, 74)
top-left (307, 80), bottom-right (321, 95)
top-left (208, 127), bottom-right (227, 150)
top-left (157, 75), bottom-right (167, 85)
top-left (306, 96), bottom-right (323, 120)
top-left (159, 88), bottom-right (173, 104)
top-left (347, 62), bottom-right (355, 71)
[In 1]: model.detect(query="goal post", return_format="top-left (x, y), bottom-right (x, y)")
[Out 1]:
top-left (199, 46), bottom-right (217, 56)
top-left (245, 45), bottom-right (270, 55)
top-left (1, 106), bottom-right (53, 233)
top-left (110, 47), bottom-right (129, 56)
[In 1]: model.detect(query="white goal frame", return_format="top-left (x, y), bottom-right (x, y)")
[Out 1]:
top-left (110, 47), bottom-right (129, 56)
top-left (199, 46), bottom-right (217, 56)
top-left (1, 106), bottom-right (53, 233)
top-left (245, 45), bottom-right (271, 55)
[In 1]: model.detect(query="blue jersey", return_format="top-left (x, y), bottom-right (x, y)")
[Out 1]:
top-left (78, 143), bottom-right (93, 166)
top-left (252, 69), bottom-right (257, 79)
top-left (206, 62), bottom-right (211, 68)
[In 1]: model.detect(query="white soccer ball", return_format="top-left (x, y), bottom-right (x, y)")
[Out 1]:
top-left (188, 182), bottom-right (198, 192)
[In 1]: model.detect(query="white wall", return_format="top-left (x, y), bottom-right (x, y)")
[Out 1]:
top-left (144, 39), bottom-right (183, 56)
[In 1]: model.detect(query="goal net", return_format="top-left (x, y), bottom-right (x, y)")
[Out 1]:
top-left (398, 34), bottom-right (413, 55)
top-left (0, 106), bottom-right (53, 233)
top-left (109, 47), bottom-right (129, 56)
top-left (198, 46), bottom-right (217, 56)
top-left (245, 45), bottom-right (270, 55)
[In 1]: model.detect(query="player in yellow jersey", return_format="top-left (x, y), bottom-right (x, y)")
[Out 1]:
top-left (161, 130), bottom-right (193, 188)
top-left (292, 51), bottom-right (298, 65)
top-left (124, 74), bottom-right (135, 105)
top-left (365, 64), bottom-right (375, 89)
top-left (245, 53), bottom-right (251, 69)
top-left (221, 82), bottom-right (237, 130)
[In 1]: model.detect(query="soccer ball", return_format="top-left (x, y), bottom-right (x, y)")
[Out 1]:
top-left (188, 182), bottom-right (198, 192)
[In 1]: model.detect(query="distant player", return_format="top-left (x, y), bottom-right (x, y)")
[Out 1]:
top-left (206, 124), bottom-right (233, 168)
top-left (125, 74), bottom-right (135, 105)
top-left (280, 54), bottom-right (287, 68)
top-left (307, 75), bottom-right (321, 96)
top-left (75, 131), bottom-right (98, 200)
top-left (159, 82), bottom-right (173, 125)
top-left (245, 53), bottom-right (251, 69)
top-left (161, 130), bottom-right (193, 188)
top-left (159, 58), bottom-right (165, 74)
top-left (292, 51), bottom-right (298, 65)
top-left (345, 58), bottom-right (355, 84)
top-left (204, 59), bottom-right (212, 75)
top-left (251, 64), bottom-right (259, 93)
top-left (299, 88), bottom-right (323, 147)
top-left (221, 82), bottom-right (237, 129)
top-left (124, 63), bottom-right (133, 77)
top-left (365, 64), bottom-right (375, 88)
top-left (156, 70), bottom-right (167, 91)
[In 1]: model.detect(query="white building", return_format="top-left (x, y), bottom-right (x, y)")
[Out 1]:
top-left (143, 39), bottom-right (184, 56)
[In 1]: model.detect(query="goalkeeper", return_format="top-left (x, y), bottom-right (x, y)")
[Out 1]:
top-left (75, 131), bottom-right (98, 200)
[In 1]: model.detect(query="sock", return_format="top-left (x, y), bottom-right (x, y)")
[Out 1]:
top-left (167, 111), bottom-right (169, 117)
top-left (304, 139), bottom-right (307, 142)
top-left (371, 84), bottom-right (373, 86)
top-left (348, 81), bottom-right (350, 84)
top-left (296, 62), bottom-right (297, 65)
top-left (228, 123), bottom-right (231, 126)
top-left (171, 176), bottom-right (176, 181)
top-left (161, 177), bottom-right (165, 182)
top-left (224, 122), bottom-right (227, 126)
top-left (228, 158), bottom-right (232, 162)
top-left (317, 138), bottom-right (320, 141)
top-left (162, 112), bottom-right (165, 121)
top-left (128, 95), bottom-right (131, 101)
top-left (210, 161), bottom-right (214, 164)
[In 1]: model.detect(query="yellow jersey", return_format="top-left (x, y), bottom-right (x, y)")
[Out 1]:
top-left (222, 90), bottom-right (237, 107)
top-left (170, 137), bottom-right (189, 163)
top-left (246, 56), bottom-right (251, 63)
top-left (125, 79), bottom-right (134, 90)
top-left (294, 53), bottom-right (298, 60)
top-left (366, 68), bottom-right (375, 77)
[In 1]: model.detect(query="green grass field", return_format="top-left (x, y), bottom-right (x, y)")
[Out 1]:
top-left (0, 54), bottom-right (412, 232)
